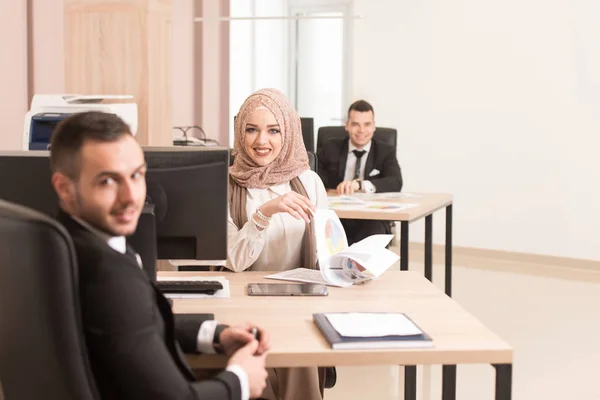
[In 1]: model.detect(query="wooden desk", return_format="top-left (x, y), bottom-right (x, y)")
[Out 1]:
top-left (166, 271), bottom-right (513, 400)
top-left (328, 192), bottom-right (454, 298)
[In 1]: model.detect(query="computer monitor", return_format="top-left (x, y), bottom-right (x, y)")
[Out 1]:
top-left (0, 147), bottom-right (229, 278)
top-left (143, 147), bottom-right (229, 263)
top-left (0, 152), bottom-right (57, 216)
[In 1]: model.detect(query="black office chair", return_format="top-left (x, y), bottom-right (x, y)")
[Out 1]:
top-left (0, 200), bottom-right (100, 400)
top-left (307, 150), bottom-right (317, 173)
top-left (229, 150), bottom-right (318, 173)
top-left (300, 117), bottom-right (315, 153)
top-left (316, 126), bottom-right (398, 153)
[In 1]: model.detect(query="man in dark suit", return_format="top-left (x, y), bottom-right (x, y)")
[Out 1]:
top-left (49, 111), bottom-right (269, 400)
top-left (317, 100), bottom-right (403, 244)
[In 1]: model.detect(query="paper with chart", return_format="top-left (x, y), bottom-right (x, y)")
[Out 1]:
top-left (351, 192), bottom-right (423, 200)
top-left (265, 209), bottom-right (399, 287)
top-left (328, 195), bottom-right (419, 212)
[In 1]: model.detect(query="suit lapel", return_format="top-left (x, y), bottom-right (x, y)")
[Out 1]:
top-left (364, 140), bottom-right (376, 179)
top-left (338, 139), bottom-right (349, 183)
top-left (152, 285), bottom-right (196, 380)
top-left (57, 210), bottom-right (144, 274)
top-left (57, 209), bottom-right (197, 382)
top-left (56, 208), bottom-right (84, 234)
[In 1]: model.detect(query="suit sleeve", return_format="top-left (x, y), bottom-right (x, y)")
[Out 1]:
top-left (370, 148), bottom-right (403, 193)
top-left (79, 256), bottom-right (241, 400)
top-left (174, 313), bottom-right (218, 354)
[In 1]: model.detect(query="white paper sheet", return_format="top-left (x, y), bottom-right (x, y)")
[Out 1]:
top-left (328, 199), bottom-right (419, 212)
top-left (264, 268), bottom-right (338, 287)
top-left (358, 202), bottom-right (419, 212)
top-left (266, 210), bottom-right (398, 288)
top-left (325, 313), bottom-right (423, 337)
top-left (343, 192), bottom-right (423, 200)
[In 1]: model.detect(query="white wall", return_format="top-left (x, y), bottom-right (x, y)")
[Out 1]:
top-left (229, 0), bottom-right (289, 145)
top-left (352, 0), bottom-right (600, 261)
top-left (0, 0), bottom-right (28, 151)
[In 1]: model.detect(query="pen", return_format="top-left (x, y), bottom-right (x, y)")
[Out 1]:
top-left (251, 327), bottom-right (261, 341)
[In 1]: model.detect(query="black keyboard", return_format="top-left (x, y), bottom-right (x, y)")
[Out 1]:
top-left (157, 280), bottom-right (223, 295)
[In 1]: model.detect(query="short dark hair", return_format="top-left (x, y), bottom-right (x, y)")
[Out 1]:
top-left (50, 111), bottom-right (133, 179)
top-left (347, 100), bottom-right (374, 119)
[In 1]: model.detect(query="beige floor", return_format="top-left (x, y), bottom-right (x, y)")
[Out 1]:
top-left (325, 253), bottom-right (600, 400)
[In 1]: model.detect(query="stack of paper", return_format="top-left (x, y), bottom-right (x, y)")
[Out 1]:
top-left (313, 312), bottom-right (433, 350)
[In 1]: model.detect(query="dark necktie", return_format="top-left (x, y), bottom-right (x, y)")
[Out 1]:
top-left (352, 150), bottom-right (367, 180)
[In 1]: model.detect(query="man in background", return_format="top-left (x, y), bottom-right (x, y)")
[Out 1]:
top-left (317, 100), bottom-right (402, 244)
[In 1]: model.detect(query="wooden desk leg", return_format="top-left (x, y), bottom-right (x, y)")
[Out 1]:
top-left (424, 215), bottom-right (433, 281)
top-left (442, 365), bottom-right (457, 400)
top-left (404, 365), bottom-right (417, 400)
top-left (400, 221), bottom-right (409, 271)
top-left (494, 364), bottom-right (512, 400)
top-left (445, 204), bottom-right (453, 297)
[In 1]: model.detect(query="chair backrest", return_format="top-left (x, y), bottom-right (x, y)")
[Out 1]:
top-left (316, 126), bottom-right (398, 153)
top-left (229, 150), bottom-right (318, 173)
top-left (0, 200), bottom-right (99, 400)
top-left (300, 117), bottom-right (315, 153)
top-left (307, 150), bottom-right (317, 173)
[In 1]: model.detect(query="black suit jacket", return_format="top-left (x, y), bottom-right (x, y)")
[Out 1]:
top-left (57, 211), bottom-right (241, 400)
top-left (317, 138), bottom-right (403, 192)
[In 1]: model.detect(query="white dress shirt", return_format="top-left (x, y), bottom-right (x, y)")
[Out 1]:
top-left (226, 169), bottom-right (328, 272)
top-left (72, 216), bottom-right (249, 400)
top-left (343, 141), bottom-right (377, 193)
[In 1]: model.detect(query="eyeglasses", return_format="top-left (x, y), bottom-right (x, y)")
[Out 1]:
top-left (172, 125), bottom-right (220, 146)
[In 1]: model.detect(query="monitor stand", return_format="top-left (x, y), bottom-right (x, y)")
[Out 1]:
top-left (169, 259), bottom-right (227, 272)
top-left (128, 204), bottom-right (227, 275)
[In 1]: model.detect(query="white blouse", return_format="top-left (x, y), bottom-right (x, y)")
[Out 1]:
top-left (226, 170), bottom-right (328, 272)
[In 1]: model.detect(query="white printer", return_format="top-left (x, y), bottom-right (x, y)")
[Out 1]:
top-left (23, 94), bottom-right (138, 150)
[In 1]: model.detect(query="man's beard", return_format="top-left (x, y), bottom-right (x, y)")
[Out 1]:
top-left (74, 188), bottom-right (136, 237)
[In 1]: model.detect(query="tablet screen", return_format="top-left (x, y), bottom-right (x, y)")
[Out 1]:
top-left (247, 283), bottom-right (328, 296)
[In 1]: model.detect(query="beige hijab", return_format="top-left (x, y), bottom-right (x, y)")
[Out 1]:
top-left (229, 88), bottom-right (317, 270)
top-left (230, 88), bottom-right (309, 188)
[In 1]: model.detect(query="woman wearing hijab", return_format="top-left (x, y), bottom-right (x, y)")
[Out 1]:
top-left (227, 88), bottom-right (327, 400)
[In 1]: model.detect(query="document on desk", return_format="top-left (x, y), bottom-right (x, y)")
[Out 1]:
top-left (352, 192), bottom-right (423, 200)
top-left (329, 196), bottom-right (419, 212)
top-left (157, 276), bottom-right (230, 299)
top-left (358, 202), bottom-right (419, 212)
top-left (265, 210), bottom-right (399, 287)
top-left (264, 268), bottom-right (336, 286)
top-left (327, 196), bottom-right (367, 209)
top-left (313, 312), bottom-right (433, 350)
top-left (325, 313), bottom-right (423, 337)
